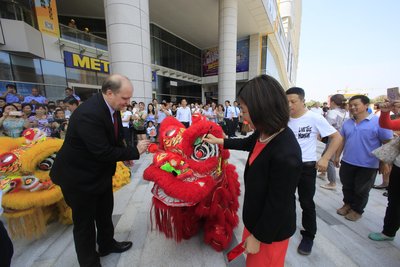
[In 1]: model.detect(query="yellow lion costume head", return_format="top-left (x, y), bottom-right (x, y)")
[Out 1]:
top-left (0, 129), bottom-right (131, 239)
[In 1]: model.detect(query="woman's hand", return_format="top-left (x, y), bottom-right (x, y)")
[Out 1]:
top-left (377, 100), bottom-right (400, 112)
top-left (202, 133), bottom-right (223, 145)
top-left (243, 234), bottom-right (261, 254)
top-left (1, 112), bottom-right (9, 119)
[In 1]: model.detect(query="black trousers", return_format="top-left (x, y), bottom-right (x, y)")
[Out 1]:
top-left (0, 220), bottom-right (13, 267)
top-left (339, 161), bottom-right (377, 214)
top-left (298, 162), bottom-right (317, 240)
top-left (383, 164), bottom-right (400, 237)
top-left (123, 127), bottom-right (132, 147)
top-left (233, 117), bottom-right (239, 133)
top-left (130, 127), bottom-right (136, 146)
top-left (181, 121), bottom-right (190, 128)
top-left (224, 118), bottom-right (234, 137)
top-left (62, 187), bottom-right (115, 267)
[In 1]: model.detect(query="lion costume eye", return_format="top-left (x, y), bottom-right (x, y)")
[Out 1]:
top-left (0, 152), bottom-right (17, 167)
top-left (38, 153), bottom-right (57, 171)
top-left (191, 139), bottom-right (219, 161)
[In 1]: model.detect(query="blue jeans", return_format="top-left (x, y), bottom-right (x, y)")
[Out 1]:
top-left (322, 139), bottom-right (337, 184)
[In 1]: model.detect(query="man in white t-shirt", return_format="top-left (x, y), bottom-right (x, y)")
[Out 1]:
top-left (286, 87), bottom-right (342, 256)
top-left (176, 98), bottom-right (191, 128)
top-left (0, 189), bottom-right (14, 266)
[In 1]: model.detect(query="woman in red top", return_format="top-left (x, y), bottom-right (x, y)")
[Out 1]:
top-left (369, 101), bottom-right (400, 241)
top-left (203, 75), bottom-right (302, 266)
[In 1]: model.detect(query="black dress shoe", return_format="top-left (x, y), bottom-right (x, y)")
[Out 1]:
top-left (98, 241), bottom-right (133, 257)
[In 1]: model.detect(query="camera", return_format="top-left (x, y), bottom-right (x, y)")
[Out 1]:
top-left (9, 111), bottom-right (23, 116)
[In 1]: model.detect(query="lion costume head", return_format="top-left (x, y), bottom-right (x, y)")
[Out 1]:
top-left (0, 129), bottom-right (131, 239)
top-left (143, 115), bottom-right (240, 251)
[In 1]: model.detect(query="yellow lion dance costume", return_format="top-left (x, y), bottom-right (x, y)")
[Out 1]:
top-left (0, 129), bottom-right (131, 239)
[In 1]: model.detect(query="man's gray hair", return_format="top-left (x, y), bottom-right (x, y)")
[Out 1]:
top-left (101, 74), bottom-right (129, 94)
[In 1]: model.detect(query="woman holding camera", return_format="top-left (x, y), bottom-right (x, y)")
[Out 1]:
top-left (0, 103), bottom-right (29, 137)
top-left (28, 104), bottom-right (51, 136)
top-left (369, 100), bottom-right (400, 241)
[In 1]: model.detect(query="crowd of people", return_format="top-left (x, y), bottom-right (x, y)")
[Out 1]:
top-left (1, 75), bottom-right (400, 267)
top-left (0, 84), bottom-right (80, 139)
top-left (0, 84), bottom-right (249, 144)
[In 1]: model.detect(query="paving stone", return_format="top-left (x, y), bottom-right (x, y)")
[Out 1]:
top-left (8, 142), bottom-right (400, 267)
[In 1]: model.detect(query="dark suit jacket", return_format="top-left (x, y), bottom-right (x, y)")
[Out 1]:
top-left (224, 128), bottom-right (302, 244)
top-left (50, 93), bottom-right (140, 193)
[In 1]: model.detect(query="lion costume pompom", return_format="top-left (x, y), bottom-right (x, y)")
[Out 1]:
top-left (0, 129), bottom-right (131, 239)
top-left (143, 115), bottom-right (240, 251)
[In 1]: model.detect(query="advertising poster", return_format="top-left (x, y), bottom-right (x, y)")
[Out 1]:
top-left (34, 0), bottom-right (60, 37)
top-left (202, 47), bottom-right (219, 77)
top-left (202, 39), bottom-right (249, 76)
top-left (236, 39), bottom-right (249, 73)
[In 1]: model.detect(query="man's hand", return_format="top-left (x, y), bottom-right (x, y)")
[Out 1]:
top-left (334, 156), bottom-right (341, 168)
top-left (136, 139), bottom-right (150, 154)
top-left (124, 160), bottom-right (134, 167)
top-left (316, 157), bottom-right (329, 172)
top-left (379, 162), bottom-right (392, 175)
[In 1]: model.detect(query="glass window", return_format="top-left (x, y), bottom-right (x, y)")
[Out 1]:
top-left (161, 41), bottom-right (169, 67)
top-left (176, 49), bottom-right (182, 70)
top-left (41, 60), bottom-right (67, 99)
top-left (66, 67), bottom-right (97, 85)
top-left (41, 60), bottom-right (67, 85)
top-left (152, 38), bottom-right (161, 65)
top-left (10, 54), bottom-right (43, 83)
top-left (266, 46), bottom-right (281, 84)
top-left (168, 46), bottom-right (176, 70)
top-left (150, 24), bottom-right (202, 76)
top-left (16, 82), bottom-right (44, 97)
top-left (97, 72), bottom-right (108, 85)
top-left (0, 52), bottom-right (12, 81)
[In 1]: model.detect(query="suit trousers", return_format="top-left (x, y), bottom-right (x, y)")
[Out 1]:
top-left (339, 161), bottom-right (377, 214)
top-left (224, 118), bottom-right (234, 137)
top-left (62, 187), bottom-right (115, 267)
top-left (383, 164), bottom-right (400, 237)
top-left (298, 162), bottom-right (317, 240)
top-left (233, 117), bottom-right (239, 134)
top-left (0, 220), bottom-right (13, 267)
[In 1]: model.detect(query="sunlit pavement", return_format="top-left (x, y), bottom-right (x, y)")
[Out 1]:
top-left (8, 140), bottom-right (400, 267)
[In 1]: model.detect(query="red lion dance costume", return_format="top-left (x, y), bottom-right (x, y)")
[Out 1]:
top-left (143, 115), bottom-right (240, 251)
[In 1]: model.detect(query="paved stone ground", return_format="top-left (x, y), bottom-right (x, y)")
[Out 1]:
top-left (5, 140), bottom-right (400, 267)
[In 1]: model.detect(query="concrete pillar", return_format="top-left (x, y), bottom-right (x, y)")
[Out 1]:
top-left (248, 33), bottom-right (262, 80)
top-left (104, 0), bottom-right (152, 103)
top-left (218, 0), bottom-right (238, 104)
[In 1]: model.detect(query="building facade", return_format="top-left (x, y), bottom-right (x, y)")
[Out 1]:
top-left (0, 0), bottom-right (302, 104)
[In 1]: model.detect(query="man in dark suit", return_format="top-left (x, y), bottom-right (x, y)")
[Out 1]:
top-left (50, 74), bottom-right (150, 267)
